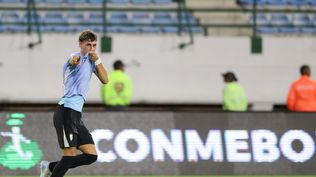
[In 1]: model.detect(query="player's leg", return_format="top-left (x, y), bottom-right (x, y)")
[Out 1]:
top-left (48, 144), bottom-right (97, 172)
top-left (41, 106), bottom-right (79, 177)
top-left (72, 121), bottom-right (98, 166)
top-left (50, 147), bottom-right (77, 177)
top-left (47, 118), bottom-right (98, 173)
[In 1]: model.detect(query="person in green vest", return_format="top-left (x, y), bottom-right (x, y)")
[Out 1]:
top-left (222, 71), bottom-right (248, 111)
top-left (101, 60), bottom-right (133, 106)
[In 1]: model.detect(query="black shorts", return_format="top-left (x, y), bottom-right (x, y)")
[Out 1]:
top-left (53, 105), bottom-right (94, 148)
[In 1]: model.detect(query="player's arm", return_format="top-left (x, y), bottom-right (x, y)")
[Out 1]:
top-left (68, 55), bottom-right (81, 66)
top-left (90, 52), bottom-right (109, 84)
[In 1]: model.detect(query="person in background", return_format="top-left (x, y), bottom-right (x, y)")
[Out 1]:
top-left (287, 65), bottom-right (316, 112)
top-left (101, 60), bottom-right (133, 107)
top-left (222, 71), bottom-right (248, 111)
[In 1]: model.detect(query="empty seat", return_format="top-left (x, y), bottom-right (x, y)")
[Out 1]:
top-left (303, 0), bottom-right (316, 5)
top-left (131, 0), bottom-right (150, 4)
top-left (22, 12), bottom-right (43, 24)
top-left (291, 14), bottom-right (312, 33)
top-left (117, 26), bottom-right (138, 33)
top-left (109, 12), bottom-right (129, 24)
top-left (140, 26), bottom-right (161, 33)
top-left (0, 0), bottom-right (22, 3)
top-left (0, 12), bottom-right (27, 32)
top-left (152, 12), bottom-right (175, 24)
top-left (67, 0), bottom-right (86, 4)
top-left (182, 26), bottom-right (204, 33)
top-left (44, 12), bottom-right (65, 23)
top-left (110, 0), bottom-right (129, 4)
top-left (152, 0), bottom-right (172, 5)
top-left (1, 11), bottom-right (21, 23)
top-left (87, 12), bottom-right (104, 24)
top-left (44, 12), bottom-right (67, 32)
top-left (283, 0), bottom-right (302, 5)
top-left (270, 13), bottom-right (290, 25)
top-left (249, 13), bottom-right (270, 26)
top-left (0, 23), bottom-right (9, 32)
top-left (249, 13), bottom-right (275, 34)
top-left (66, 12), bottom-right (86, 32)
top-left (176, 12), bottom-right (198, 25)
top-left (261, 0), bottom-right (284, 5)
top-left (131, 12), bottom-right (151, 24)
top-left (45, 0), bottom-right (64, 3)
top-left (162, 26), bottom-right (177, 33)
top-left (270, 13), bottom-right (295, 33)
top-left (87, 0), bottom-right (104, 4)
top-left (292, 13), bottom-right (310, 26)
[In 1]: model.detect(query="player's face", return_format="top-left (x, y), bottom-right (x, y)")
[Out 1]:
top-left (79, 40), bottom-right (97, 55)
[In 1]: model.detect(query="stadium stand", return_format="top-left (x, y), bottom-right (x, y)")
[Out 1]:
top-left (1, 0), bottom-right (314, 35)
top-left (0, 0), bottom-right (204, 34)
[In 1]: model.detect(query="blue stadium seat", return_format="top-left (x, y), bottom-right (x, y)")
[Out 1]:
top-left (270, 13), bottom-right (296, 33)
top-left (248, 13), bottom-right (275, 34)
top-left (67, 0), bottom-right (87, 4)
top-left (0, 23), bottom-right (9, 32)
top-left (1, 11), bottom-right (22, 23)
top-left (283, 0), bottom-right (302, 6)
top-left (162, 26), bottom-right (177, 33)
top-left (291, 14), bottom-right (312, 33)
top-left (0, 12), bottom-right (27, 32)
top-left (110, 0), bottom-right (129, 4)
top-left (44, 12), bottom-right (67, 32)
top-left (176, 12), bottom-right (198, 25)
top-left (22, 12), bottom-right (43, 24)
top-left (152, 12), bottom-right (175, 25)
top-left (45, 0), bottom-right (64, 4)
top-left (303, 15), bottom-right (316, 33)
top-left (87, 0), bottom-right (104, 4)
top-left (152, 0), bottom-right (172, 5)
top-left (249, 13), bottom-right (270, 25)
top-left (303, 0), bottom-right (316, 5)
top-left (236, 0), bottom-right (261, 5)
top-left (261, 0), bottom-right (283, 5)
top-left (87, 12), bottom-right (104, 24)
top-left (131, 0), bottom-right (151, 5)
top-left (140, 26), bottom-right (161, 33)
top-left (44, 12), bottom-right (65, 23)
top-left (131, 12), bottom-right (151, 24)
top-left (117, 26), bottom-right (138, 33)
top-left (109, 12), bottom-right (129, 24)
top-left (292, 14), bottom-right (310, 26)
top-left (66, 12), bottom-right (86, 32)
top-left (0, 0), bottom-right (22, 3)
top-left (183, 26), bottom-right (204, 33)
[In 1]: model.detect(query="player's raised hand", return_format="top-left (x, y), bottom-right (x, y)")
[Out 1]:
top-left (70, 55), bottom-right (81, 66)
top-left (89, 52), bottom-right (99, 62)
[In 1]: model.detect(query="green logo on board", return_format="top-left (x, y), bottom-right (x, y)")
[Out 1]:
top-left (0, 113), bottom-right (43, 170)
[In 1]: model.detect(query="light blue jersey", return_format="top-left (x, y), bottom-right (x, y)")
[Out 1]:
top-left (58, 52), bottom-right (97, 112)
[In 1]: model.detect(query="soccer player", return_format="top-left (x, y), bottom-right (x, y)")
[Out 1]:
top-left (40, 30), bottom-right (108, 177)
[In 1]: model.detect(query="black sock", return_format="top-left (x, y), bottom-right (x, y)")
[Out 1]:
top-left (49, 154), bottom-right (97, 172)
top-left (50, 156), bottom-right (75, 177)
top-left (49, 161), bottom-right (58, 172)
top-left (71, 153), bottom-right (98, 168)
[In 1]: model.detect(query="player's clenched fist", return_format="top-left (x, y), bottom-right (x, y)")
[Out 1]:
top-left (89, 52), bottom-right (99, 62)
top-left (69, 55), bottom-right (81, 66)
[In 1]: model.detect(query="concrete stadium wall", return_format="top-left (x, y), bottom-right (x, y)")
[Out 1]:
top-left (0, 34), bottom-right (315, 105)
